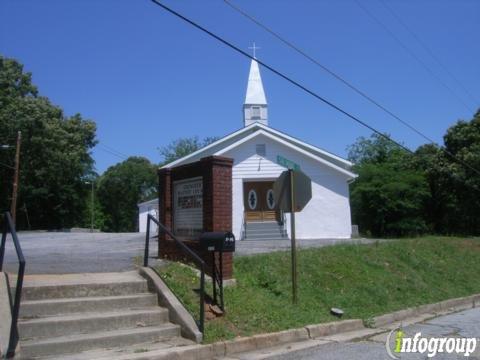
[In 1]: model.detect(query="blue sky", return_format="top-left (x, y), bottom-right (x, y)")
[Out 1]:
top-left (1, 0), bottom-right (479, 173)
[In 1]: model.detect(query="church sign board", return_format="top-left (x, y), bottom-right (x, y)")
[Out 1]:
top-left (173, 177), bottom-right (203, 237)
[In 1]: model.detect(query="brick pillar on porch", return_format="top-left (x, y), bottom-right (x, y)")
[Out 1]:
top-left (201, 156), bottom-right (233, 279)
top-left (158, 167), bottom-right (172, 257)
top-left (156, 156), bottom-right (234, 279)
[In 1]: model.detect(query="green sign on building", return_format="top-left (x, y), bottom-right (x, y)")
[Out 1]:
top-left (277, 155), bottom-right (301, 171)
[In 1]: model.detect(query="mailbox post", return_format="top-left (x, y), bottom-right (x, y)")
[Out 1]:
top-left (199, 232), bottom-right (235, 311)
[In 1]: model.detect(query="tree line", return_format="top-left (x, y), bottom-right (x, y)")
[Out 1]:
top-left (349, 111), bottom-right (480, 237)
top-left (1, 54), bottom-right (215, 232)
top-left (1, 56), bottom-right (479, 235)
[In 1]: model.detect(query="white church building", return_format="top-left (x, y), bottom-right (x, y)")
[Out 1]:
top-left (156, 58), bottom-right (357, 240)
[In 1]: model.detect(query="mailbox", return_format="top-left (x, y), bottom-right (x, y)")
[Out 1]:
top-left (199, 232), bottom-right (235, 252)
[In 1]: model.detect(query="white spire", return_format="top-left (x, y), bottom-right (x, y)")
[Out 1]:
top-left (244, 59), bottom-right (267, 105)
top-left (244, 55), bottom-right (268, 127)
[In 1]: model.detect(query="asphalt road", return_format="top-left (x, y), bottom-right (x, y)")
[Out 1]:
top-left (276, 308), bottom-right (480, 360)
top-left (2, 232), bottom-right (371, 274)
top-left (235, 238), bottom-right (376, 256)
top-left (2, 232), bottom-right (149, 274)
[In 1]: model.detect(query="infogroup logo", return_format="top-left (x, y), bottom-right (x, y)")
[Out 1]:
top-left (386, 327), bottom-right (477, 359)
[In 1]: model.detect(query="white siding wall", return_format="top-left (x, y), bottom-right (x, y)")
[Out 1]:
top-left (224, 134), bottom-right (352, 240)
top-left (138, 201), bottom-right (159, 233)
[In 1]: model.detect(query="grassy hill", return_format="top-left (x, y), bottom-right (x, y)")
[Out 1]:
top-left (156, 236), bottom-right (480, 343)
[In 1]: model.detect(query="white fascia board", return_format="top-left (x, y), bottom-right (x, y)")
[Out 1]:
top-left (214, 130), bottom-right (358, 179)
top-left (137, 198), bottom-right (158, 207)
top-left (160, 123), bottom-right (261, 169)
top-left (254, 123), bottom-right (353, 167)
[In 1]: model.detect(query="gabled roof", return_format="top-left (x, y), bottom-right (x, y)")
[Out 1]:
top-left (161, 123), bottom-right (356, 178)
top-left (215, 130), bottom-right (356, 178)
top-left (244, 59), bottom-right (267, 104)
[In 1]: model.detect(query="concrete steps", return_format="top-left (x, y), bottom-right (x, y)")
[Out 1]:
top-left (20, 272), bottom-right (148, 300)
top-left (19, 308), bottom-right (170, 340)
top-left (244, 221), bottom-right (287, 241)
top-left (20, 293), bottom-right (158, 318)
top-left (20, 324), bottom-right (180, 358)
top-left (17, 271), bottom-right (190, 359)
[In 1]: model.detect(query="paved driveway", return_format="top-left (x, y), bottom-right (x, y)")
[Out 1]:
top-left (235, 238), bottom-right (376, 256)
top-left (2, 232), bottom-right (152, 274)
top-left (2, 232), bottom-right (373, 274)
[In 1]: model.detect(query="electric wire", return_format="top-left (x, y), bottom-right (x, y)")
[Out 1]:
top-left (354, 0), bottom-right (474, 114)
top-left (97, 144), bottom-right (129, 160)
top-left (148, 0), bottom-right (480, 176)
top-left (379, 0), bottom-right (479, 106)
top-left (223, 0), bottom-right (437, 144)
top-left (223, 0), bottom-right (480, 176)
top-left (149, 0), bottom-right (412, 156)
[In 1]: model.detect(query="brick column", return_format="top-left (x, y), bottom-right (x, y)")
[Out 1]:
top-left (156, 156), bottom-right (234, 279)
top-left (201, 156), bottom-right (233, 279)
top-left (157, 168), bottom-right (172, 257)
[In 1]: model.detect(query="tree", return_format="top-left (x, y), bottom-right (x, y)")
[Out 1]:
top-left (0, 56), bottom-right (97, 229)
top-left (348, 134), bottom-right (429, 237)
top-left (159, 136), bottom-right (219, 165)
top-left (440, 111), bottom-right (480, 234)
top-left (97, 157), bottom-right (157, 232)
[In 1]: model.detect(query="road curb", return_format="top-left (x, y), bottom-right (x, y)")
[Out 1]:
top-left (372, 293), bottom-right (479, 328)
top-left (150, 322), bottom-right (357, 359)
top-left (305, 319), bottom-right (364, 339)
top-left (136, 293), bottom-right (480, 359)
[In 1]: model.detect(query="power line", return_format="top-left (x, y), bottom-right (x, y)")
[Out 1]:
top-left (354, 0), bottom-right (475, 114)
top-left (379, 0), bottom-right (479, 106)
top-left (223, 0), bottom-right (437, 145)
top-left (97, 144), bottom-right (129, 160)
top-left (222, 0), bottom-right (480, 176)
top-left (149, 0), bottom-right (412, 156)
top-left (148, 0), bottom-right (480, 176)
top-left (100, 144), bottom-right (130, 159)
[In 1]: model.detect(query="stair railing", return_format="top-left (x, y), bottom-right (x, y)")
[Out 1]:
top-left (143, 214), bottom-right (206, 333)
top-left (0, 212), bottom-right (26, 358)
top-left (281, 210), bottom-right (288, 238)
top-left (240, 213), bottom-right (247, 240)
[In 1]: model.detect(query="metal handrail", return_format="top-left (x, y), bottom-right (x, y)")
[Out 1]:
top-left (240, 213), bottom-right (246, 240)
top-left (281, 210), bottom-right (288, 238)
top-left (0, 212), bottom-right (26, 358)
top-left (143, 214), bottom-right (205, 333)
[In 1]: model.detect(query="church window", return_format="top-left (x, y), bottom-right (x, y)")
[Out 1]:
top-left (256, 144), bottom-right (266, 157)
top-left (251, 106), bottom-right (261, 119)
top-left (266, 189), bottom-right (275, 209)
top-left (248, 189), bottom-right (258, 210)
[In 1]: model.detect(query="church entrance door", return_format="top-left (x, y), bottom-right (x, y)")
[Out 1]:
top-left (243, 181), bottom-right (276, 222)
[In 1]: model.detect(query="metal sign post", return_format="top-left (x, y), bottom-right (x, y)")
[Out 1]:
top-left (289, 169), bottom-right (298, 304)
top-left (274, 169), bottom-right (312, 304)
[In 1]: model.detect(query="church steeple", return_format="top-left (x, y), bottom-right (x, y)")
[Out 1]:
top-left (244, 45), bottom-right (268, 127)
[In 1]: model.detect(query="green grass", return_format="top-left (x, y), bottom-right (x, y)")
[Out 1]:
top-left (156, 236), bottom-right (480, 343)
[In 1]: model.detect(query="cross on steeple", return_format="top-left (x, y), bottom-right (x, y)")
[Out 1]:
top-left (248, 42), bottom-right (260, 59)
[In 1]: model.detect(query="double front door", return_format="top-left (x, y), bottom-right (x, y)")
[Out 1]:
top-left (243, 181), bottom-right (276, 222)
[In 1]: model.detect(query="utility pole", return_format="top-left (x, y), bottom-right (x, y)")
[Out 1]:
top-left (11, 131), bottom-right (21, 225)
top-left (90, 180), bottom-right (94, 233)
